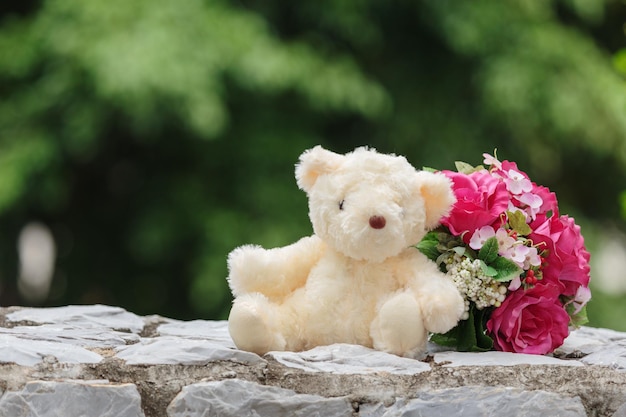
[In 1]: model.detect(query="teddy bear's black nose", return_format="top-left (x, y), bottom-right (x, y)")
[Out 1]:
top-left (369, 215), bottom-right (386, 229)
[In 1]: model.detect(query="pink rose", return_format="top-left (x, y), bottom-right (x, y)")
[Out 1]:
top-left (530, 215), bottom-right (591, 297)
top-left (441, 170), bottom-right (509, 241)
top-left (487, 284), bottom-right (570, 354)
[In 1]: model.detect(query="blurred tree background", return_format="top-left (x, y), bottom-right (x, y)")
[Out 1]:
top-left (1, 0), bottom-right (626, 329)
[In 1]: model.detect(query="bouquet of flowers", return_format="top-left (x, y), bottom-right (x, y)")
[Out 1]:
top-left (417, 152), bottom-right (591, 355)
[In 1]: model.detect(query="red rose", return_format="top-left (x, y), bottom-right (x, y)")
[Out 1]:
top-left (486, 284), bottom-right (570, 354)
top-left (441, 170), bottom-right (509, 241)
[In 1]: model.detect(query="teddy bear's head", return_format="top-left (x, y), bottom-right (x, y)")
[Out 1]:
top-left (296, 146), bottom-right (455, 263)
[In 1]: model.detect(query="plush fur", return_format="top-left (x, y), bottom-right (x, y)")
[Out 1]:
top-left (227, 146), bottom-right (465, 358)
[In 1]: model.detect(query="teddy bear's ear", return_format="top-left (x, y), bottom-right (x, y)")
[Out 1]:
top-left (295, 146), bottom-right (344, 192)
top-left (416, 171), bottom-right (456, 230)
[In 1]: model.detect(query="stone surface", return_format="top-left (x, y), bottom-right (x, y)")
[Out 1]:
top-left (433, 350), bottom-right (584, 367)
top-left (0, 381), bottom-right (145, 417)
top-left (269, 343), bottom-right (431, 375)
top-left (6, 304), bottom-right (145, 333)
top-left (0, 333), bottom-right (103, 366)
top-left (360, 386), bottom-right (587, 417)
top-left (115, 336), bottom-right (264, 365)
top-left (157, 319), bottom-right (235, 347)
top-left (167, 379), bottom-right (354, 417)
top-left (0, 305), bottom-right (625, 417)
top-left (0, 323), bottom-right (140, 347)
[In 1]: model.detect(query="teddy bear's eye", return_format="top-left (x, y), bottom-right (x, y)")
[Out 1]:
top-left (339, 200), bottom-right (345, 210)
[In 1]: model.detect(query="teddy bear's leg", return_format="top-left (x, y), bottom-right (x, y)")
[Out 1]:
top-left (228, 293), bottom-right (287, 355)
top-left (370, 291), bottom-right (427, 358)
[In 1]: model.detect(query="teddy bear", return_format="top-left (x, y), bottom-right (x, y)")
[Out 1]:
top-left (227, 146), bottom-right (465, 358)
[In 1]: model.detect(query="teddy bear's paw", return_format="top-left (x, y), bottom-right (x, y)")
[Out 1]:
top-left (371, 292), bottom-right (428, 357)
top-left (227, 245), bottom-right (271, 295)
top-left (228, 294), bottom-right (286, 355)
top-left (421, 291), bottom-right (465, 334)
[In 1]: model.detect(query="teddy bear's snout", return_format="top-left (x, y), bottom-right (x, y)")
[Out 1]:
top-left (369, 215), bottom-right (386, 229)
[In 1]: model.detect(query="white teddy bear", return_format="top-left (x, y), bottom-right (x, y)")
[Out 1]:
top-left (227, 146), bottom-right (464, 358)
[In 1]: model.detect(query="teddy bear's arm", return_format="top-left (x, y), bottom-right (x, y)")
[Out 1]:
top-left (227, 235), bottom-right (325, 300)
top-left (405, 255), bottom-right (465, 334)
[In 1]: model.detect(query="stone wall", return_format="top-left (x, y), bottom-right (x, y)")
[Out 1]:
top-left (0, 305), bottom-right (625, 416)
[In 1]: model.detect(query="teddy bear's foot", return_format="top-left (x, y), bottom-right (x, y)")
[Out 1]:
top-left (228, 293), bottom-right (286, 355)
top-left (370, 292), bottom-right (427, 359)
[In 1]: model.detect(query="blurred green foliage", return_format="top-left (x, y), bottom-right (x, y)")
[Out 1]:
top-left (1, 0), bottom-right (626, 329)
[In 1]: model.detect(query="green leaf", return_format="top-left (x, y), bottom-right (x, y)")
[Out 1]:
top-left (430, 329), bottom-right (460, 347)
top-left (416, 232), bottom-right (442, 261)
top-left (473, 308), bottom-right (494, 350)
top-left (507, 210), bottom-right (532, 236)
top-left (422, 166), bottom-right (437, 173)
top-left (455, 161), bottom-right (483, 174)
top-left (490, 257), bottom-right (523, 282)
top-left (479, 260), bottom-right (497, 277)
top-left (430, 305), bottom-right (493, 352)
top-left (416, 240), bottom-right (439, 262)
top-left (478, 237), bottom-right (499, 263)
top-left (452, 246), bottom-right (466, 256)
top-left (566, 303), bottom-right (589, 328)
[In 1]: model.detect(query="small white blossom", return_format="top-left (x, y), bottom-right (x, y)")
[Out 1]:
top-left (523, 246), bottom-right (542, 269)
top-left (483, 153), bottom-right (502, 169)
top-left (495, 228), bottom-right (515, 253)
top-left (518, 192), bottom-right (543, 220)
top-left (469, 226), bottom-right (496, 250)
top-left (505, 169), bottom-right (533, 195)
top-left (444, 253), bottom-right (508, 311)
top-left (501, 244), bottom-right (529, 268)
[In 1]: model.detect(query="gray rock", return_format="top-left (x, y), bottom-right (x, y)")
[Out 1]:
top-left (166, 379), bottom-right (354, 417)
top-left (0, 333), bottom-right (103, 366)
top-left (613, 401), bottom-right (626, 417)
top-left (360, 386), bottom-right (587, 417)
top-left (157, 319), bottom-right (235, 347)
top-left (115, 336), bottom-right (264, 365)
top-left (0, 380), bottom-right (145, 417)
top-left (555, 327), bottom-right (626, 370)
top-left (579, 345), bottom-right (626, 370)
top-left (7, 305), bottom-right (145, 334)
top-left (0, 324), bottom-right (140, 347)
top-left (268, 343), bottom-right (431, 375)
top-left (434, 350), bottom-right (584, 367)
top-left (557, 326), bottom-right (626, 357)
top-left (1, 304), bottom-right (625, 416)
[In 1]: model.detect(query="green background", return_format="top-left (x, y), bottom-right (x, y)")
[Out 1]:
top-left (1, 0), bottom-right (626, 330)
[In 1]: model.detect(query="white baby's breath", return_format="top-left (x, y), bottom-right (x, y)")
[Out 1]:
top-left (444, 253), bottom-right (507, 315)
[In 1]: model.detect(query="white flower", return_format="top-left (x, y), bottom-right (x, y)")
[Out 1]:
top-left (495, 228), bottom-right (515, 254)
top-left (502, 244), bottom-right (529, 268)
top-left (570, 286), bottom-right (592, 314)
top-left (445, 253), bottom-right (508, 310)
top-left (523, 246), bottom-right (542, 269)
top-left (483, 153), bottom-right (502, 169)
top-left (469, 226), bottom-right (496, 250)
top-left (505, 169), bottom-right (532, 195)
top-left (508, 276), bottom-right (522, 291)
top-left (518, 192), bottom-right (543, 220)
